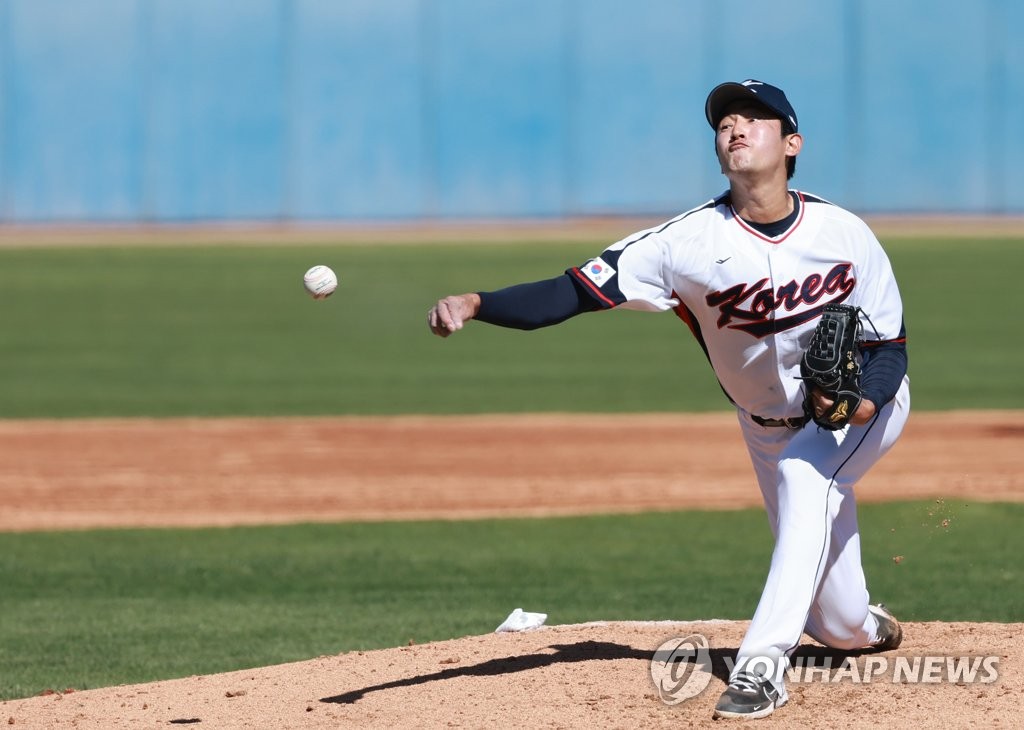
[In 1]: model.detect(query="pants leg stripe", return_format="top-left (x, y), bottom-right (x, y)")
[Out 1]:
top-left (784, 413), bottom-right (883, 657)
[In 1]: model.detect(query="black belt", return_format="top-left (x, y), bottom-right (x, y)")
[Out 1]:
top-left (751, 414), bottom-right (809, 429)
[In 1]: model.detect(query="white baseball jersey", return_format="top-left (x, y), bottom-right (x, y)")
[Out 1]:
top-left (568, 190), bottom-right (905, 419)
top-left (567, 188), bottom-right (911, 692)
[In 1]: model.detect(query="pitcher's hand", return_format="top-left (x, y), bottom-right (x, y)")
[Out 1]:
top-left (809, 387), bottom-right (877, 426)
top-left (427, 293), bottom-right (481, 338)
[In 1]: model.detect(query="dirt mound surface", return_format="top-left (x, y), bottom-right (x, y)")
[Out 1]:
top-left (3, 620), bottom-right (1019, 728)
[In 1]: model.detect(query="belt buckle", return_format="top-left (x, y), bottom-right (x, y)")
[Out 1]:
top-left (782, 417), bottom-right (803, 429)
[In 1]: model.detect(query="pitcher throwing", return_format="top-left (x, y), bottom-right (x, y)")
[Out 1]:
top-left (427, 79), bottom-right (909, 720)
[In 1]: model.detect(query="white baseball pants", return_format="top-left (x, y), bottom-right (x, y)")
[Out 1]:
top-left (731, 377), bottom-right (911, 688)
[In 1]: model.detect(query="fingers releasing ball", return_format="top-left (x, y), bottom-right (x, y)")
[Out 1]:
top-left (303, 265), bottom-right (338, 300)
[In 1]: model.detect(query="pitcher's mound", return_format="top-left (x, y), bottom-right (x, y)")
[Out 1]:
top-left (3, 620), bottom-right (1018, 728)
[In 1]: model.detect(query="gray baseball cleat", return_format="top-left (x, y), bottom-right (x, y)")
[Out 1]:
top-left (712, 672), bottom-right (787, 720)
top-left (868, 603), bottom-right (903, 651)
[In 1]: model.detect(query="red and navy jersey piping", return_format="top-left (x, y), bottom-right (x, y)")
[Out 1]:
top-left (566, 198), bottom-right (719, 309)
top-left (730, 190), bottom-right (805, 243)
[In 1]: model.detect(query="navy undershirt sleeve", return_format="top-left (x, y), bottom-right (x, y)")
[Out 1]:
top-left (476, 274), bottom-right (601, 330)
top-left (859, 341), bottom-right (907, 408)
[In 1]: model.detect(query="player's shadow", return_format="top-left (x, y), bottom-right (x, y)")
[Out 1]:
top-left (791, 642), bottom-right (894, 661)
top-left (321, 638), bottom-right (882, 705)
top-left (319, 638), bottom-right (651, 704)
top-left (321, 640), bottom-right (670, 705)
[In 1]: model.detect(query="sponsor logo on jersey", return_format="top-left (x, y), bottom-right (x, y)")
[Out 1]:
top-left (580, 258), bottom-right (617, 287)
top-left (706, 262), bottom-right (856, 338)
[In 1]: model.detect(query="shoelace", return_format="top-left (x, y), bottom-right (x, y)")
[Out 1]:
top-left (729, 673), bottom-right (763, 693)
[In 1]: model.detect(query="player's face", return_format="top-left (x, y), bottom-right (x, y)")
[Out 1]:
top-left (715, 102), bottom-right (798, 180)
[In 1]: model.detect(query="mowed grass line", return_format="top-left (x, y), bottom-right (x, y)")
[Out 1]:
top-left (0, 500), bottom-right (1019, 700)
top-left (0, 236), bottom-right (1020, 418)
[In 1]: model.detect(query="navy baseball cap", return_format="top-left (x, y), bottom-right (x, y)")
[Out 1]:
top-left (705, 79), bottom-right (798, 134)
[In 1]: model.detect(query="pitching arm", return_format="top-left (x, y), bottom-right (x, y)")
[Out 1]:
top-left (428, 274), bottom-right (600, 337)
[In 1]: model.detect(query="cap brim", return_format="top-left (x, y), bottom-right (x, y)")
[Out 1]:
top-left (705, 83), bottom-right (766, 130)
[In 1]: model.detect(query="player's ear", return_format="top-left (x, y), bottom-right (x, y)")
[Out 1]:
top-left (785, 133), bottom-right (803, 158)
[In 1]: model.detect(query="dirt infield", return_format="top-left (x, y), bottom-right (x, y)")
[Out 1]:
top-left (0, 411), bottom-right (1021, 727)
top-left (0, 411), bottom-right (1020, 531)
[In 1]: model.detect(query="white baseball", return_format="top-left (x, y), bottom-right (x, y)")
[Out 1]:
top-left (303, 265), bottom-right (338, 299)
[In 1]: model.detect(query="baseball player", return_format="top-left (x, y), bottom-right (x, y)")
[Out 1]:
top-left (427, 79), bottom-right (909, 720)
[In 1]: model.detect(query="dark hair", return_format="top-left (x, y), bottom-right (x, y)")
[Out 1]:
top-left (780, 125), bottom-right (796, 180)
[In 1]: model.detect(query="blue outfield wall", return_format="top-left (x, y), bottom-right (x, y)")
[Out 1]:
top-left (0, 0), bottom-right (1020, 222)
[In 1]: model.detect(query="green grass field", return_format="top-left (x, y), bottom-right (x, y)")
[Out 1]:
top-left (0, 236), bottom-right (1019, 700)
top-left (0, 236), bottom-right (1020, 417)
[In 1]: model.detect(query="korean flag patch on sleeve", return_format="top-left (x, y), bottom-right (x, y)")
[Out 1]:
top-left (580, 258), bottom-right (616, 287)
